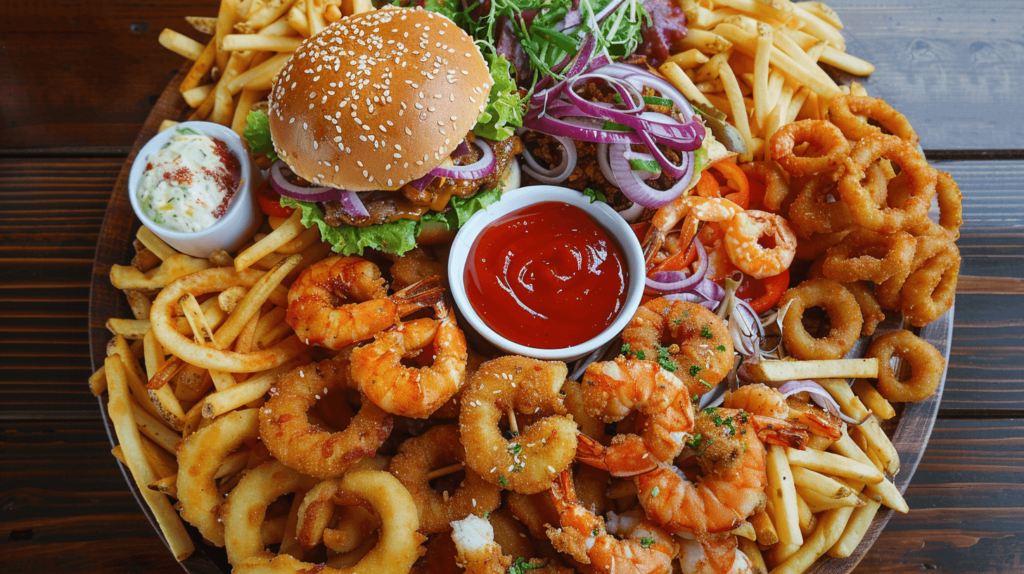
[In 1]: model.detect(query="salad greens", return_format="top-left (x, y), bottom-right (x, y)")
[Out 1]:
top-left (243, 110), bottom-right (278, 161)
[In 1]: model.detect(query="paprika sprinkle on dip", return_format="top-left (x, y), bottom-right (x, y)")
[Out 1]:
top-left (464, 201), bottom-right (629, 349)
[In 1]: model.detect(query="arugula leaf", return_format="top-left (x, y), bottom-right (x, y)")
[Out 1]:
top-left (280, 197), bottom-right (420, 256)
top-left (422, 0), bottom-right (460, 19)
top-left (243, 110), bottom-right (278, 161)
top-left (583, 188), bottom-right (607, 203)
top-left (474, 53), bottom-right (524, 141)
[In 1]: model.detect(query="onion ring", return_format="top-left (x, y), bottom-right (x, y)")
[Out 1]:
top-left (866, 330), bottom-right (943, 402)
top-left (458, 356), bottom-right (577, 494)
top-left (839, 135), bottom-right (937, 233)
top-left (808, 257), bottom-right (885, 337)
top-left (788, 170), bottom-right (856, 238)
top-left (780, 278), bottom-right (863, 360)
top-left (770, 119), bottom-right (850, 177)
top-left (875, 234), bottom-right (957, 311)
top-left (822, 229), bottom-right (917, 283)
top-left (794, 229), bottom-right (851, 262)
top-left (176, 408), bottom-right (260, 546)
top-left (901, 243), bottom-right (960, 327)
top-left (828, 95), bottom-right (919, 143)
top-left (389, 424), bottom-right (501, 534)
top-left (259, 357), bottom-right (394, 479)
top-left (235, 470), bottom-right (426, 574)
top-left (909, 170), bottom-right (963, 240)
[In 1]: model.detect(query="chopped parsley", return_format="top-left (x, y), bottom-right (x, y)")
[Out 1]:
top-left (498, 475), bottom-right (508, 487)
top-left (621, 343), bottom-right (631, 355)
top-left (640, 537), bottom-right (655, 548)
top-left (701, 325), bottom-right (714, 339)
top-left (687, 434), bottom-right (703, 449)
top-left (583, 188), bottom-right (608, 203)
top-left (689, 365), bottom-right (703, 377)
top-left (650, 486), bottom-right (660, 497)
top-left (699, 379), bottom-right (711, 389)
top-left (672, 318), bottom-right (683, 325)
top-left (509, 443), bottom-right (522, 455)
top-left (508, 557), bottom-right (546, 574)
top-left (658, 358), bottom-right (678, 372)
top-left (716, 345), bottom-right (727, 352)
top-left (634, 349), bottom-right (647, 360)
top-left (739, 411), bottom-right (749, 423)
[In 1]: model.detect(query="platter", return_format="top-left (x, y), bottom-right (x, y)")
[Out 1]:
top-left (88, 60), bottom-right (954, 574)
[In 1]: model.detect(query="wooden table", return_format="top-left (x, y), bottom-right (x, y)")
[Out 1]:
top-left (2, 0), bottom-right (1023, 572)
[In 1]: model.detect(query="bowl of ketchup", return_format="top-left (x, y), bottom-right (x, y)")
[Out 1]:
top-left (448, 185), bottom-right (645, 362)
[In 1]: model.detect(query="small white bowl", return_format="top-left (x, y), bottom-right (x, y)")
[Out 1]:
top-left (448, 185), bottom-right (645, 363)
top-left (128, 121), bottom-right (261, 257)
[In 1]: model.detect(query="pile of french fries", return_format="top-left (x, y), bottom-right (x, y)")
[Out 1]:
top-left (656, 0), bottom-right (874, 162)
top-left (92, 187), bottom-right (337, 560)
top-left (157, 0), bottom-right (374, 137)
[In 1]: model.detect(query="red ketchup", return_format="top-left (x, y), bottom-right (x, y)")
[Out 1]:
top-left (464, 201), bottom-right (629, 349)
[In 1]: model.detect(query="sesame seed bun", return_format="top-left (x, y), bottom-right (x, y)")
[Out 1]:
top-left (268, 7), bottom-right (493, 192)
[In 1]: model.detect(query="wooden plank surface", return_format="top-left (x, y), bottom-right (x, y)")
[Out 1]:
top-left (3, 0), bottom-right (1023, 152)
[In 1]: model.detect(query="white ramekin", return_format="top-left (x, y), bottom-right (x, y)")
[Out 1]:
top-left (448, 185), bottom-right (645, 363)
top-left (128, 121), bottom-right (261, 257)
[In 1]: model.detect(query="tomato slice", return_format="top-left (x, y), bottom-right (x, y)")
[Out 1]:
top-left (256, 180), bottom-right (295, 217)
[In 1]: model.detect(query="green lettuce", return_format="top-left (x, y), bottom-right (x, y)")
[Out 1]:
top-left (243, 110), bottom-right (278, 161)
top-left (473, 54), bottom-right (524, 141)
top-left (422, 186), bottom-right (503, 230)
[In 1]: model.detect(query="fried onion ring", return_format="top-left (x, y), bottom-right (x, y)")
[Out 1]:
top-left (389, 424), bottom-right (501, 533)
top-left (221, 460), bottom-right (317, 565)
top-left (909, 171), bottom-right (964, 240)
top-left (235, 470), bottom-right (425, 574)
top-left (789, 171), bottom-right (856, 238)
top-left (260, 358), bottom-right (393, 479)
top-left (839, 135), bottom-right (937, 233)
top-left (741, 161), bottom-right (792, 213)
top-left (780, 279), bottom-right (863, 360)
top-left (822, 229), bottom-right (917, 283)
top-left (795, 229), bottom-right (851, 261)
top-left (866, 330), bottom-right (943, 402)
top-left (828, 95), bottom-right (919, 143)
top-left (459, 356), bottom-right (577, 494)
top-left (176, 408), bottom-right (260, 546)
top-left (770, 120), bottom-right (850, 177)
top-left (901, 243), bottom-right (960, 327)
top-left (808, 257), bottom-right (885, 337)
top-left (875, 234), bottom-right (957, 312)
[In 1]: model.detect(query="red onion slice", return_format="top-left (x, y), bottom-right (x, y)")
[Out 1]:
top-left (269, 160), bottom-right (345, 203)
top-left (518, 131), bottom-right (577, 184)
top-left (607, 143), bottom-right (694, 208)
top-left (408, 173), bottom-right (435, 191)
top-left (645, 238), bottom-right (709, 294)
top-left (428, 139), bottom-right (496, 180)
top-left (777, 380), bottom-right (869, 425)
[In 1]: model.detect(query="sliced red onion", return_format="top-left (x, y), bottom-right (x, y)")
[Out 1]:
top-left (777, 380), bottom-right (869, 425)
top-left (453, 140), bottom-right (471, 157)
top-left (607, 143), bottom-right (694, 208)
top-left (617, 202), bottom-right (644, 222)
top-left (692, 277), bottom-right (725, 302)
top-left (428, 139), bottom-right (496, 180)
top-left (338, 190), bottom-right (369, 218)
top-left (517, 130), bottom-right (578, 184)
top-left (269, 160), bottom-right (344, 203)
top-left (599, 64), bottom-right (697, 121)
top-left (645, 238), bottom-right (708, 295)
top-left (408, 173), bottom-right (435, 191)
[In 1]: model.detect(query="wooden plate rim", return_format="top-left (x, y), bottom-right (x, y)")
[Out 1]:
top-left (87, 70), bottom-right (952, 574)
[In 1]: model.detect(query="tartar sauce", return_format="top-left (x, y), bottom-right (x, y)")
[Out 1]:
top-left (138, 128), bottom-right (241, 233)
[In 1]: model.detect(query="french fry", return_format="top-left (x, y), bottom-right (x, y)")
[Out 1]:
top-left (731, 521), bottom-right (757, 541)
top-left (106, 318), bottom-right (150, 340)
top-left (794, 490), bottom-right (816, 537)
top-left (186, 16), bottom-right (219, 35)
top-left (110, 256), bottom-right (212, 291)
top-left (216, 255), bottom-right (302, 349)
top-left (111, 336), bottom-right (163, 420)
top-left (792, 4), bottom-right (845, 50)
top-left (246, 0), bottom-right (298, 32)
top-left (791, 466), bottom-right (858, 499)
top-left (137, 226), bottom-right (178, 261)
top-left (666, 48), bottom-right (710, 69)
top-left (766, 444), bottom-right (803, 546)
top-left (772, 29), bottom-right (839, 94)
top-left (796, 485), bottom-right (863, 513)
top-left (743, 359), bottom-right (879, 382)
top-left (131, 400), bottom-right (182, 454)
top-left (150, 474), bottom-right (179, 497)
top-left (106, 355), bottom-right (194, 561)
top-left (714, 0), bottom-right (794, 24)
top-left (218, 286), bottom-right (250, 313)
top-left (235, 209), bottom-right (305, 271)
top-left (142, 329), bottom-right (165, 381)
top-left (341, 0), bottom-right (373, 16)
top-left (180, 293), bottom-right (218, 347)
top-left (828, 493), bottom-right (880, 558)
top-left (737, 537), bottom-right (768, 574)
top-left (221, 33), bottom-right (302, 52)
top-left (209, 249), bottom-right (236, 268)
top-left (228, 52), bottom-right (290, 94)
top-left (202, 360), bottom-right (299, 418)
top-left (853, 416), bottom-right (900, 475)
top-left (819, 45), bottom-right (875, 76)
top-left (785, 446), bottom-right (884, 485)
top-left (752, 22), bottom-right (772, 128)
top-left (749, 509), bottom-right (778, 546)
top-left (236, 310), bottom-right (262, 355)
top-left (159, 29), bottom-right (206, 61)
top-left (853, 379), bottom-right (896, 420)
top-left (679, 28), bottom-right (733, 54)
top-left (89, 366), bottom-right (107, 396)
top-left (717, 57), bottom-right (754, 161)
top-left (278, 489), bottom-right (307, 557)
top-left (763, 82), bottom-right (793, 160)
top-left (308, 0), bottom-right (327, 35)
top-left (289, 0), bottom-right (311, 36)
top-left (800, 2), bottom-right (843, 29)
top-left (183, 84), bottom-right (215, 108)
top-left (216, 0), bottom-right (241, 72)
top-left (659, 62), bottom-right (714, 109)
top-left (693, 51), bottom-right (731, 83)
top-left (766, 542), bottom-right (802, 567)
top-left (210, 51), bottom-right (255, 126)
top-left (181, 39), bottom-right (218, 93)
top-left (233, 88), bottom-right (269, 135)
top-left (772, 507), bottom-right (855, 574)
top-left (276, 225), bottom-right (321, 254)
top-left (786, 86), bottom-right (810, 124)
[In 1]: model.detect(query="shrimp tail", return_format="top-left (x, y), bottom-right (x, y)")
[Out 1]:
top-left (790, 411), bottom-right (844, 440)
top-left (750, 415), bottom-right (809, 449)
top-left (642, 228), bottom-right (666, 270)
top-left (576, 434), bottom-right (659, 478)
top-left (391, 274), bottom-right (444, 315)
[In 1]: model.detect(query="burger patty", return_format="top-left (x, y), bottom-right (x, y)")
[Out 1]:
top-left (322, 134), bottom-right (522, 228)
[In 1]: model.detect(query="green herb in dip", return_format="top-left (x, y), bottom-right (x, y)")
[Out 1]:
top-left (138, 128), bottom-right (242, 233)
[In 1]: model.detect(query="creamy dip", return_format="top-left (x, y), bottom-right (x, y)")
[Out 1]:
top-left (138, 128), bottom-right (242, 233)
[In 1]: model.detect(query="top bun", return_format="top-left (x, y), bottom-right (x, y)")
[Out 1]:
top-left (268, 7), bottom-right (492, 191)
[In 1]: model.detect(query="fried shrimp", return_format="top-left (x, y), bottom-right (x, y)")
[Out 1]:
top-left (388, 424), bottom-right (500, 533)
top-left (677, 535), bottom-right (753, 574)
top-left (621, 299), bottom-right (734, 397)
top-left (779, 279), bottom-right (863, 360)
top-left (286, 255), bottom-right (443, 350)
top-left (235, 471), bottom-right (425, 574)
top-left (451, 514), bottom-right (512, 574)
top-left (547, 469), bottom-right (676, 574)
top-left (769, 120), bottom-right (849, 177)
top-left (351, 300), bottom-right (468, 419)
top-left (259, 358), bottom-right (394, 479)
top-left (644, 196), bottom-right (744, 267)
top-left (867, 330), bottom-right (944, 402)
top-left (459, 356), bottom-right (577, 494)
top-left (828, 95), bottom-right (919, 143)
top-left (386, 247), bottom-right (447, 290)
top-left (724, 384), bottom-right (841, 441)
top-left (576, 357), bottom-right (694, 477)
top-left (723, 210), bottom-right (797, 279)
top-left (176, 408), bottom-right (260, 546)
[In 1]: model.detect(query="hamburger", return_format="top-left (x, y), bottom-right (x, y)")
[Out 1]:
top-left (248, 7), bottom-right (523, 255)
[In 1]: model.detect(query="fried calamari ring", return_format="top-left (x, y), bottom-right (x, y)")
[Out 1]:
top-left (221, 460), bottom-right (317, 565)
top-left (770, 119), bottom-right (850, 177)
top-left (788, 171), bottom-right (856, 238)
top-left (839, 135), bottom-right (937, 233)
top-left (808, 257), bottom-right (885, 337)
top-left (795, 229), bottom-right (851, 261)
top-left (875, 234), bottom-right (957, 311)
top-left (260, 357), bottom-right (393, 479)
top-left (866, 330), bottom-right (944, 402)
top-left (901, 243), bottom-right (960, 327)
top-left (176, 408), bottom-right (260, 546)
top-left (780, 279), bottom-right (863, 360)
top-left (388, 424), bottom-right (501, 534)
top-left (740, 161), bottom-right (792, 213)
top-left (295, 477), bottom-right (380, 552)
top-left (235, 470), bottom-right (425, 574)
top-left (488, 508), bottom-right (536, 562)
top-left (822, 229), bottom-right (917, 283)
top-left (459, 356), bottom-right (577, 494)
top-left (724, 210), bottom-right (798, 279)
top-left (908, 171), bottom-right (964, 240)
top-left (828, 95), bottom-right (919, 143)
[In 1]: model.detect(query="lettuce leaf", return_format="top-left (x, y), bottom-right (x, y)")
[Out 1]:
top-left (582, 188), bottom-right (607, 203)
top-left (422, 187), bottom-right (503, 230)
top-left (280, 197), bottom-right (420, 256)
top-left (473, 54), bottom-right (523, 141)
top-left (243, 110), bottom-right (278, 161)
